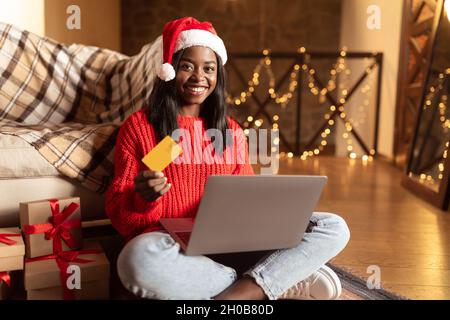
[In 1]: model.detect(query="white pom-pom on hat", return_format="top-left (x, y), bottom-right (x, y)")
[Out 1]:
top-left (157, 62), bottom-right (176, 82)
top-left (157, 17), bottom-right (227, 81)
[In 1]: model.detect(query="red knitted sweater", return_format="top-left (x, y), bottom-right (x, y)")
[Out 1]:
top-left (105, 109), bottom-right (254, 240)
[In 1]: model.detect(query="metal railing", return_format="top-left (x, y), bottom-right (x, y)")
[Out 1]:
top-left (227, 51), bottom-right (383, 156)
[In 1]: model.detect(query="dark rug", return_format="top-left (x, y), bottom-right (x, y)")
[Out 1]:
top-left (328, 264), bottom-right (409, 300)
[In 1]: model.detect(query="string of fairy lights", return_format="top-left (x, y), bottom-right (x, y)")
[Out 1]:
top-left (226, 47), bottom-right (376, 161)
top-left (415, 69), bottom-right (450, 183)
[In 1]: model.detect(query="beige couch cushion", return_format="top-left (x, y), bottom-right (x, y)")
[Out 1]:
top-left (0, 134), bottom-right (106, 227)
top-left (0, 177), bottom-right (105, 227)
top-left (0, 134), bottom-right (59, 178)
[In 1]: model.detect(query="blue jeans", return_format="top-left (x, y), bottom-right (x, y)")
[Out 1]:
top-left (117, 212), bottom-right (350, 300)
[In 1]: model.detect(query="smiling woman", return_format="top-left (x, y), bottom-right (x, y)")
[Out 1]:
top-left (176, 47), bottom-right (218, 117)
top-left (147, 39), bottom-right (230, 150)
top-left (105, 16), bottom-right (350, 301)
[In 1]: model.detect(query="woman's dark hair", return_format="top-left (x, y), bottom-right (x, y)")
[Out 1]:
top-left (146, 49), bottom-right (231, 151)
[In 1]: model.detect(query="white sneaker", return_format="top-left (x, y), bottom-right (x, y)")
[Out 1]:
top-left (279, 265), bottom-right (342, 300)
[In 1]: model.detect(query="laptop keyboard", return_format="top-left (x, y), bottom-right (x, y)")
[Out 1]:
top-left (175, 231), bottom-right (192, 245)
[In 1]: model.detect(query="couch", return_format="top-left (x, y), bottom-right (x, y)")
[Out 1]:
top-left (0, 22), bottom-right (162, 227)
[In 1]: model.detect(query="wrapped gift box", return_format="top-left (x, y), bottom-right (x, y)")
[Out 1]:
top-left (20, 197), bottom-right (82, 258)
top-left (25, 241), bottom-right (110, 300)
top-left (0, 227), bottom-right (25, 271)
top-left (26, 278), bottom-right (109, 300)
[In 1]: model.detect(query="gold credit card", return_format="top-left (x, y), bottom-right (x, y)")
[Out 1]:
top-left (141, 136), bottom-right (183, 172)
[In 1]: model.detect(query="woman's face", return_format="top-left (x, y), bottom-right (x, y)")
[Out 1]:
top-left (176, 46), bottom-right (218, 108)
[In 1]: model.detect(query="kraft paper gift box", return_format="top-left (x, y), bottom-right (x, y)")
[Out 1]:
top-left (24, 241), bottom-right (110, 300)
top-left (0, 227), bottom-right (25, 271)
top-left (19, 197), bottom-right (82, 258)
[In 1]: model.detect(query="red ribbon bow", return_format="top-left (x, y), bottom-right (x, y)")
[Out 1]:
top-left (0, 233), bottom-right (21, 246)
top-left (23, 199), bottom-right (81, 254)
top-left (0, 272), bottom-right (11, 287)
top-left (26, 249), bottom-right (100, 300)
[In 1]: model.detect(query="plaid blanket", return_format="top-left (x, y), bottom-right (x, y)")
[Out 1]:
top-left (0, 22), bottom-right (162, 193)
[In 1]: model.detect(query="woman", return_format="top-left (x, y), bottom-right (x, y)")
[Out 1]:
top-left (105, 17), bottom-right (350, 300)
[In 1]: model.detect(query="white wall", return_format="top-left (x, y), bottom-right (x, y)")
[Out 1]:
top-left (0, 0), bottom-right (45, 36)
top-left (339, 0), bottom-right (404, 159)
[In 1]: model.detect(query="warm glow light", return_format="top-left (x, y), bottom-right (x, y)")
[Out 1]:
top-left (445, 0), bottom-right (450, 22)
top-left (234, 47), bottom-right (376, 162)
top-left (0, 0), bottom-right (45, 36)
top-left (273, 138), bottom-right (280, 146)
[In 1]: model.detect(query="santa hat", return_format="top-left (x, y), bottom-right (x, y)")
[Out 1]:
top-left (157, 17), bottom-right (228, 82)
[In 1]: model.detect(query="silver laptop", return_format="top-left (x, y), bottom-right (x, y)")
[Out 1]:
top-left (160, 175), bottom-right (327, 256)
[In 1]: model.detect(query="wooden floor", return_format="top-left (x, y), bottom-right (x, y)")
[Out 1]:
top-left (274, 156), bottom-right (450, 300)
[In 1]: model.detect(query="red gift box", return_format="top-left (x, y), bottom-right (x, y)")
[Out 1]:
top-left (0, 227), bottom-right (25, 271)
top-left (24, 241), bottom-right (110, 300)
top-left (20, 197), bottom-right (82, 258)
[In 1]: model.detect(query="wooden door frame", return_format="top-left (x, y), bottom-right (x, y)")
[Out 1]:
top-left (394, 0), bottom-right (441, 169)
top-left (401, 0), bottom-right (449, 210)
